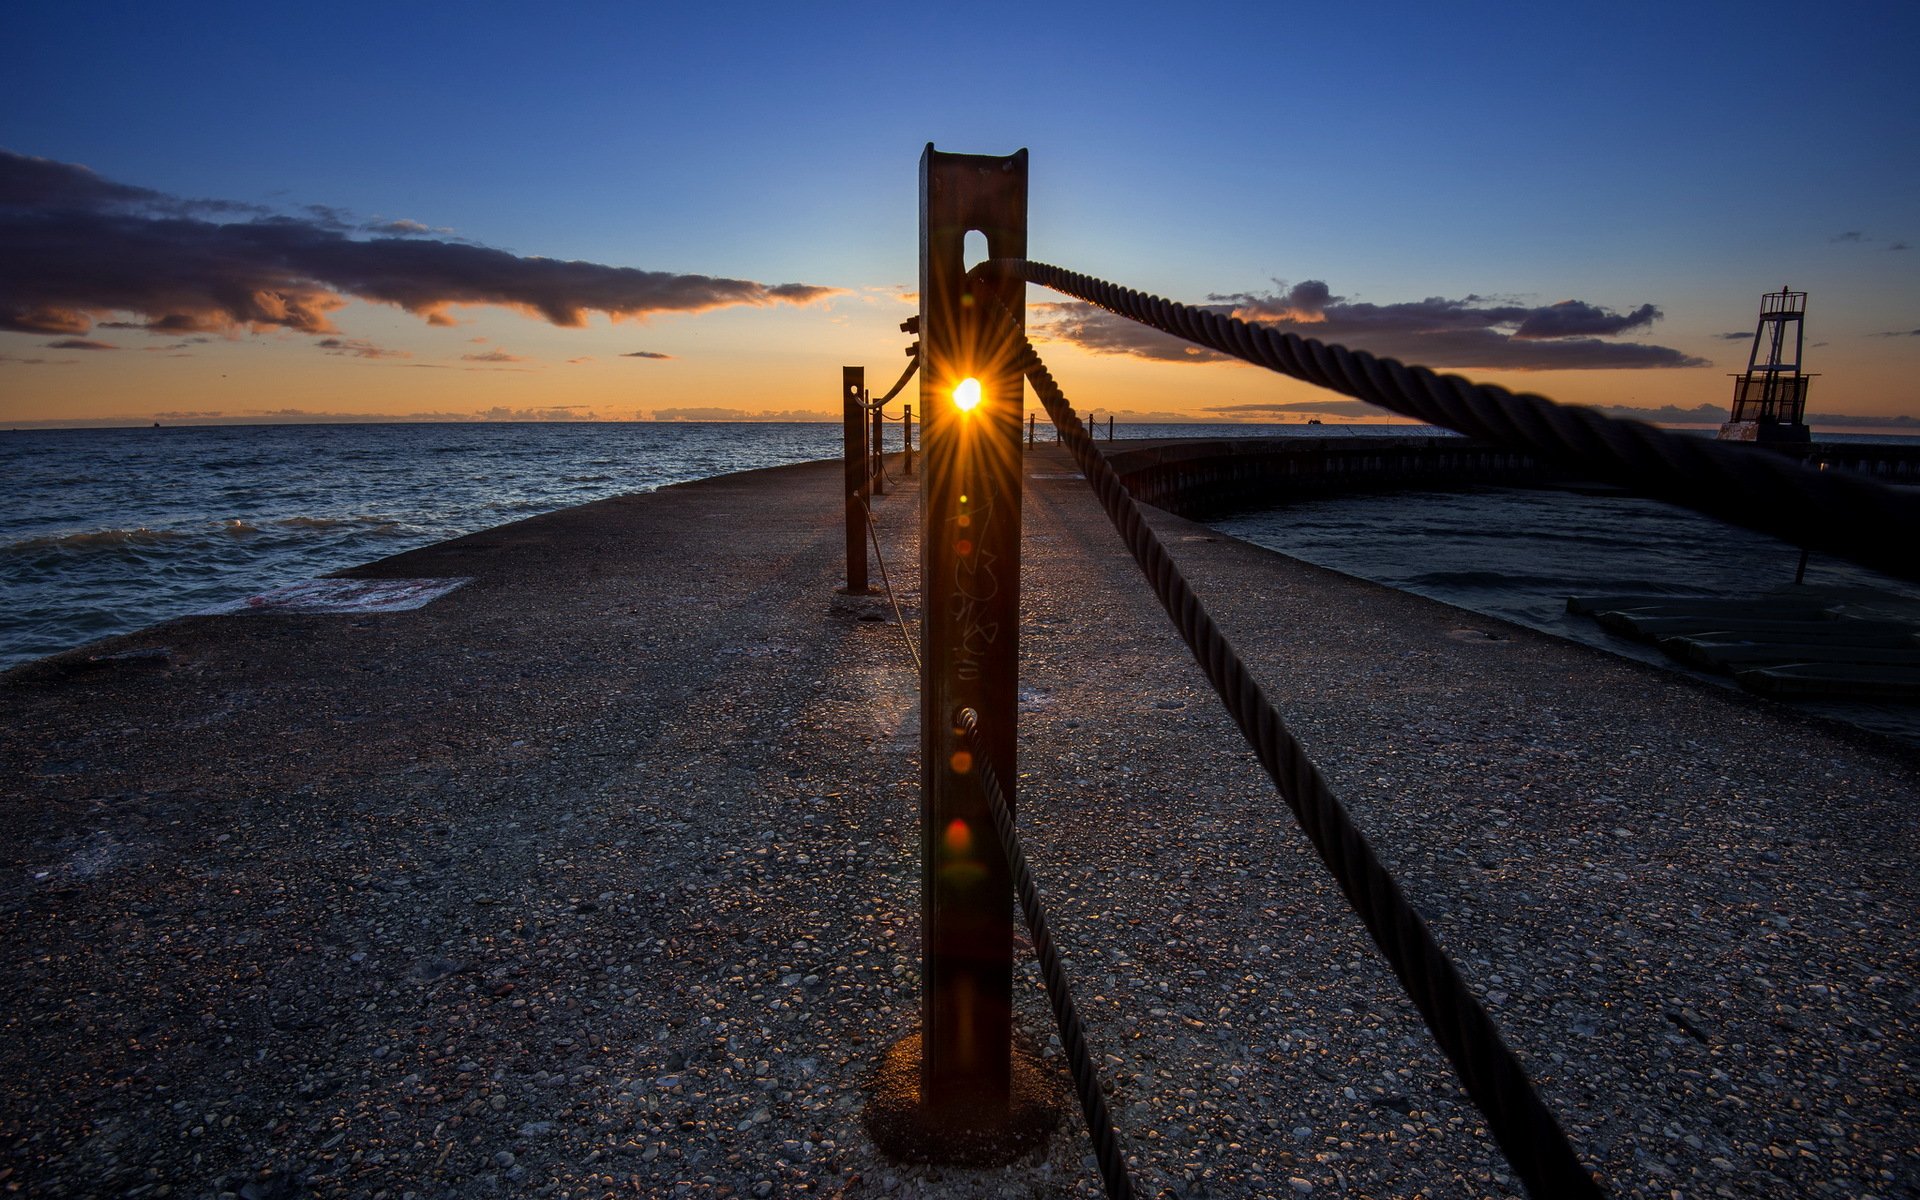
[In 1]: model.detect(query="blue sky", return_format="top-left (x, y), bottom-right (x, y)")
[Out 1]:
top-left (3, 1), bottom-right (1916, 425)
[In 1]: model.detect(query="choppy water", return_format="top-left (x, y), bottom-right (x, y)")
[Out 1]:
top-left (8, 417), bottom-right (1916, 746)
top-left (1, 422), bottom-right (840, 670)
top-left (1210, 471), bottom-right (1920, 743)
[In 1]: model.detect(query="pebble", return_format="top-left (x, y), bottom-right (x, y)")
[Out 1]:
top-left (5, 455), bottom-right (1915, 1200)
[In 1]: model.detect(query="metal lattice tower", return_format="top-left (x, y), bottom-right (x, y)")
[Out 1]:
top-left (1720, 285), bottom-right (1813, 443)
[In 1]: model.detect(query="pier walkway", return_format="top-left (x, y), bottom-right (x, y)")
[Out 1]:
top-left (3, 448), bottom-right (1916, 1198)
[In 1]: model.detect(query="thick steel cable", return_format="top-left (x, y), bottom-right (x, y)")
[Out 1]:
top-left (958, 707), bottom-right (1135, 1200)
top-left (870, 355), bottom-right (920, 408)
top-left (858, 496), bottom-right (920, 672)
top-left (999, 260), bottom-right (1920, 586)
top-left (984, 309), bottom-right (1602, 1198)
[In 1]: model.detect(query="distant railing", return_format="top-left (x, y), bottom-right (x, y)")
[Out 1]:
top-left (844, 146), bottom-right (1920, 1200)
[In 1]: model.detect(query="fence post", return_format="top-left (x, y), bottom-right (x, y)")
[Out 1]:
top-left (841, 366), bottom-right (868, 594)
top-left (871, 404), bottom-right (886, 496)
top-left (915, 144), bottom-right (1028, 1134)
top-left (903, 404), bottom-right (914, 476)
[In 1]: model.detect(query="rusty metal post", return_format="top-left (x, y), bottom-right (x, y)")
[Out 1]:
top-left (871, 404), bottom-right (886, 496)
top-left (1027, 412), bottom-right (1035, 447)
top-left (841, 366), bottom-right (868, 594)
top-left (917, 144), bottom-right (1028, 1127)
top-left (903, 404), bottom-right (914, 476)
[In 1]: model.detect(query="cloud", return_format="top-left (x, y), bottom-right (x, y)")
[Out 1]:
top-left (364, 218), bottom-right (437, 236)
top-left (1510, 300), bottom-right (1661, 339)
top-left (1201, 399), bottom-right (1407, 420)
top-left (648, 407), bottom-right (834, 421)
top-left (1831, 231), bottom-right (1867, 243)
top-left (620, 350), bottom-right (673, 359)
top-left (1578, 402), bottom-right (1920, 430)
top-left (316, 336), bottom-right (409, 359)
top-left (0, 148), bottom-right (844, 340)
top-left (1873, 328), bottom-right (1920, 338)
top-left (1715, 331), bottom-right (1753, 340)
top-left (1032, 301), bottom-right (1231, 363)
top-left (1891, 243), bottom-right (1910, 252)
top-left (476, 406), bottom-right (593, 421)
top-left (460, 349), bottom-right (528, 363)
top-left (44, 337), bottom-right (117, 350)
top-left (1035, 281), bottom-right (1707, 371)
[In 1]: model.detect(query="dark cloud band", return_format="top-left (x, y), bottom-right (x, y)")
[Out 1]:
top-left (0, 150), bottom-right (841, 338)
top-left (1036, 281), bottom-right (1705, 371)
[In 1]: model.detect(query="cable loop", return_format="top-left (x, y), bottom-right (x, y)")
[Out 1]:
top-left (995, 259), bottom-right (1920, 585)
top-left (858, 497), bottom-right (919, 672)
top-left (958, 708), bottom-right (1135, 1200)
top-left (969, 286), bottom-right (1603, 1199)
top-left (869, 355), bottom-right (920, 409)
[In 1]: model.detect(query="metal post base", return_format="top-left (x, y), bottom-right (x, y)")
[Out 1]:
top-left (863, 1031), bottom-right (1063, 1166)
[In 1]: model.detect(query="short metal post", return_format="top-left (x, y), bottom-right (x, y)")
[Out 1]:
top-left (871, 403), bottom-right (886, 496)
top-left (903, 404), bottom-right (914, 476)
top-left (842, 366), bottom-right (868, 593)
top-left (918, 144), bottom-right (1027, 1126)
top-left (1027, 412), bottom-right (1035, 446)
top-left (1108, 415), bottom-right (1114, 441)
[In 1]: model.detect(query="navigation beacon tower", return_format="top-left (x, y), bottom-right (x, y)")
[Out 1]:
top-left (1718, 285), bottom-right (1813, 443)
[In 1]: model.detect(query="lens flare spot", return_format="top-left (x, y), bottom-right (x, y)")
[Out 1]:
top-left (949, 750), bottom-right (974, 774)
top-left (956, 514), bottom-right (972, 528)
top-left (953, 378), bottom-right (982, 412)
top-left (955, 538), bottom-right (973, 557)
top-left (944, 818), bottom-right (973, 857)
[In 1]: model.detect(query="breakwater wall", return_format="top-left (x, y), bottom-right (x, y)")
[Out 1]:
top-left (1798, 439), bottom-right (1920, 482)
top-left (1102, 434), bottom-right (1920, 517)
top-left (1101, 435), bottom-right (1550, 517)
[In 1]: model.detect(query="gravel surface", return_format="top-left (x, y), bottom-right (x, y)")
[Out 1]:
top-left (3, 449), bottom-right (1915, 1199)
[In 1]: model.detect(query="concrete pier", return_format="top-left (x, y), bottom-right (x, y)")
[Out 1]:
top-left (4, 449), bottom-right (1916, 1198)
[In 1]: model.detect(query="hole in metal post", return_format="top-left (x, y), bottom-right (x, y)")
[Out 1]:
top-left (963, 229), bottom-right (989, 273)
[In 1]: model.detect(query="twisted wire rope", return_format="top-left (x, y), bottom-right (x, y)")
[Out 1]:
top-left (999, 260), bottom-right (1920, 585)
top-left (870, 355), bottom-right (920, 408)
top-left (959, 707), bottom-right (1135, 1200)
top-left (973, 293), bottom-right (1602, 1198)
top-left (858, 496), bottom-right (921, 671)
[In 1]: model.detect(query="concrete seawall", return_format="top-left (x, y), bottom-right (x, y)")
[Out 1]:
top-left (1102, 433), bottom-right (1920, 518)
top-left (3, 448), bottom-right (1916, 1198)
top-left (1102, 435), bottom-right (1549, 517)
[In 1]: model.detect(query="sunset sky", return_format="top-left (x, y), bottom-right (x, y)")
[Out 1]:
top-left (3, 2), bottom-right (1916, 429)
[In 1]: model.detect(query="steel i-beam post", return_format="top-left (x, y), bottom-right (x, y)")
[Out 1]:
top-left (842, 366), bottom-right (868, 593)
top-left (918, 144), bottom-right (1028, 1124)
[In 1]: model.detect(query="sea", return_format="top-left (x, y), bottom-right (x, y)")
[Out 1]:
top-left (5, 420), bottom-right (1917, 742)
top-left (1, 422), bottom-right (840, 671)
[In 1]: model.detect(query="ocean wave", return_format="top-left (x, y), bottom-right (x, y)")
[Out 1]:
top-left (275, 515), bottom-right (401, 530)
top-left (6, 527), bottom-right (185, 552)
top-left (221, 519), bottom-right (260, 535)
